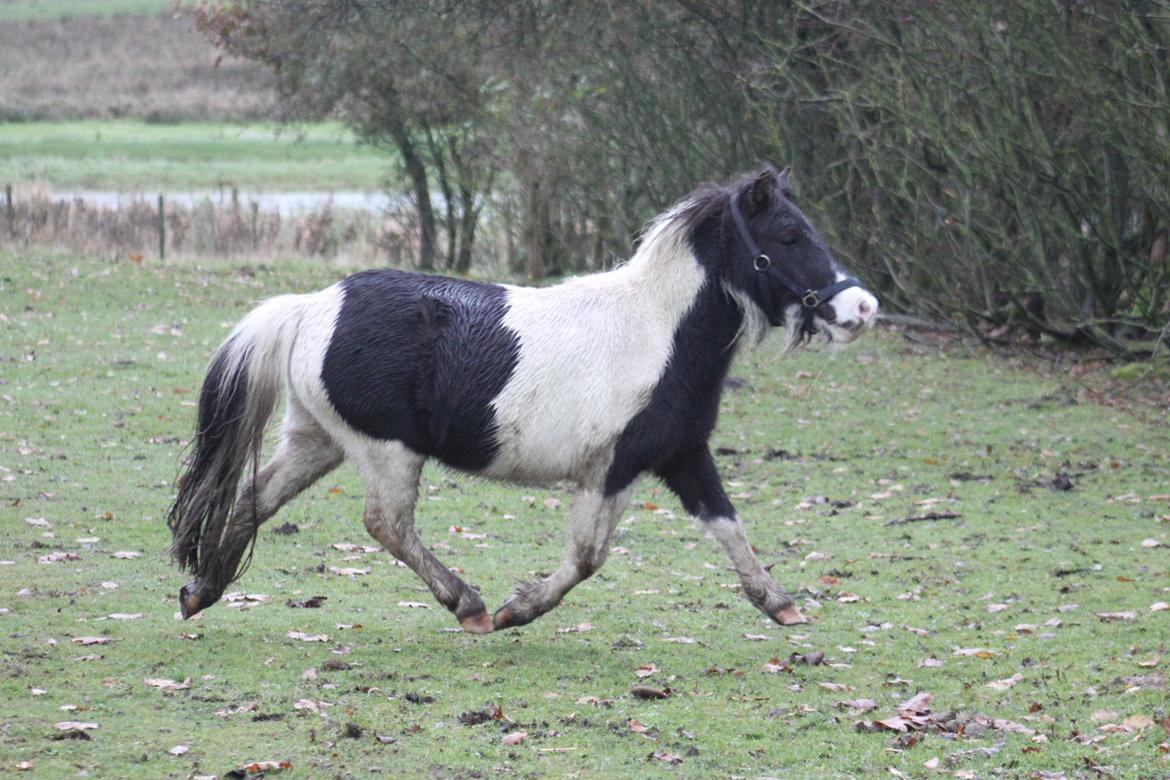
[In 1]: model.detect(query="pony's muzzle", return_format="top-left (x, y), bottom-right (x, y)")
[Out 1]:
top-left (827, 286), bottom-right (879, 337)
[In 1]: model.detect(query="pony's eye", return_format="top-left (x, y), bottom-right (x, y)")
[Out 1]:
top-left (780, 232), bottom-right (799, 247)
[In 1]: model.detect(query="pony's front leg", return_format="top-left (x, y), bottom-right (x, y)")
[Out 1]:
top-left (493, 486), bottom-right (634, 630)
top-left (357, 444), bottom-right (491, 633)
top-left (707, 516), bottom-right (807, 625)
top-left (662, 448), bottom-right (807, 626)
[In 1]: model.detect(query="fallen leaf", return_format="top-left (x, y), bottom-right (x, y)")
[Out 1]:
top-left (1141, 538), bottom-right (1162, 548)
top-left (630, 685), bottom-right (670, 700)
top-left (1095, 611), bottom-right (1138, 621)
top-left (397, 601), bottom-right (430, 609)
top-left (111, 551), bottom-right (141, 559)
top-left (634, 663), bottom-right (658, 678)
top-left (39, 551), bottom-right (81, 564)
top-left (650, 750), bottom-right (683, 765)
top-left (557, 622), bottom-right (593, 633)
top-left (663, 636), bottom-right (695, 644)
top-left (72, 636), bottom-right (111, 645)
top-left (239, 760), bottom-right (292, 773)
top-left (1150, 602), bottom-right (1170, 612)
top-left (835, 698), bottom-right (878, 714)
top-left (501, 731), bottom-right (527, 746)
top-left (143, 677), bottom-right (191, 691)
top-left (329, 566), bottom-right (371, 576)
top-left (818, 681), bottom-right (852, 692)
top-left (287, 631), bottom-right (330, 642)
top-left (168, 745), bottom-right (189, 756)
top-left (331, 543), bottom-right (380, 553)
top-left (216, 701), bottom-right (260, 718)
top-left (987, 673), bottom-right (1023, 691)
top-left (918, 657), bottom-right (944, 668)
top-left (743, 633), bottom-right (769, 641)
top-left (106, 613), bottom-right (142, 621)
top-left (952, 647), bottom-right (996, 657)
top-left (628, 719), bottom-right (650, 733)
top-left (53, 721), bottom-right (99, 731)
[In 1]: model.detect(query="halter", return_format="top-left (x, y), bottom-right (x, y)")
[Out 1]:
top-left (729, 196), bottom-right (860, 327)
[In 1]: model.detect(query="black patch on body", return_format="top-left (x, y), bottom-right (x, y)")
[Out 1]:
top-left (603, 215), bottom-right (744, 518)
top-left (321, 269), bottom-right (520, 472)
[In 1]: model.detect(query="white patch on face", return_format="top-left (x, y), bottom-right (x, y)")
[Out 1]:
top-left (818, 272), bottom-right (878, 344)
top-left (487, 218), bottom-right (707, 485)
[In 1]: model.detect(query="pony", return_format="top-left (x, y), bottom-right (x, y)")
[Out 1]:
top-left (167, 166), bottom-right (878, 634)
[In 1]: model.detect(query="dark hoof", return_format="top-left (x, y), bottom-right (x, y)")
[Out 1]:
top-left (179, 582), bottom-right (205, 620)
top-left (772, 604), bottom-right (809, 625)
top-left (459, 611), bottom-right (493, 634)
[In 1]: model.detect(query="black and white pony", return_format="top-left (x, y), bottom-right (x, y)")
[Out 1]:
top-left (168, 166), bottom-right (877, 634)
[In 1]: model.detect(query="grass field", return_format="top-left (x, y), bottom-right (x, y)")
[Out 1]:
top-left (0, 121), bottom-right (394, 192)
top-left (1, 252), bottom-right (1169, 778)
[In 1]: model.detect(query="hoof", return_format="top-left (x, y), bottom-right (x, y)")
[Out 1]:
top-left (459, 611), bottom-right (493, 634)
top-left (773, 604), bottom-right (809, 625)
top-left (178, 582), bottom-right (203, 620)
top-left (492, 606), bottom-right (516, 631)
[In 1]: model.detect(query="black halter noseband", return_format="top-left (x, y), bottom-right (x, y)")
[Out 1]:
top-left (729, 196), bottom-right (860, 327)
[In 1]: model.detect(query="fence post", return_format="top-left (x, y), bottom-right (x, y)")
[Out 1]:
top-left (251, 202), bottom-right (259, 250)
top-left (158, 194), bottom-right (165, 261)
top-left (5, 184), bottom-right (12, 237)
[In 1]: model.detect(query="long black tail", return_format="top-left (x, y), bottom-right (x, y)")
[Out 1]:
top-left (167, 295), bottom-right (301, 612)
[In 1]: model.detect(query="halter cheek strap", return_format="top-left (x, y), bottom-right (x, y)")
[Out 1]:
top-left (729, 197), bottom-right (860, 326)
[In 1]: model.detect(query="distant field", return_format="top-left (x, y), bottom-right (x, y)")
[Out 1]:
top-left (0, 121), bottom-right (396, 191)
top-left (0, 0), bottom-right (173, 20)
top-left (0, 11), bottom-right (271, 121)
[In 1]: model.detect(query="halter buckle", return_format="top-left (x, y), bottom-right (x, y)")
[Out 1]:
top-left (801, 290), bottom-right (821, 308)
top-left (753, 254), bottom-right (771, 271)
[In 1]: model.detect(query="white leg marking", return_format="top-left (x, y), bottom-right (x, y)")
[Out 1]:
top-left (494, 485), bottom-right (635, 628)
top-left (353, 440), bottom-right (488, 629)
top-left (707, 516), bottom-right (806, 625)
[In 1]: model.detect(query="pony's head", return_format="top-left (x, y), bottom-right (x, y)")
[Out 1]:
top-left (682, 166), bottom-right (878, 348)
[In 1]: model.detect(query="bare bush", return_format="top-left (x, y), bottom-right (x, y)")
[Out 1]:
top-left (0, 189), bottom-right (412, 266)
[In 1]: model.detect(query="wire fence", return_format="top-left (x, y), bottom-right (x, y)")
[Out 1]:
top-left (0, 185), bottom-right (420, 266)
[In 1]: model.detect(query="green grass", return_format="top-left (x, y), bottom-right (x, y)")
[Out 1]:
top-left (2, 251), bottom-right (1169, 778)
top-left (0, 0), bottom-right (174, 21)
top-left (0, 121), bottom-right (395, 191)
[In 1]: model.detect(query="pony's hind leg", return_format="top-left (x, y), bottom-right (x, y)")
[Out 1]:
top-left (180, 399), bottom-right (343, 618)
top-left (493, 486), bottom-right (633, 630)
top-left (356, 442), bottom-right (491, 633)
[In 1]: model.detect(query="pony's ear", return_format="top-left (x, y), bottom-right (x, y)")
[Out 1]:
top-left (778, 166), bottom-right (792, 194)
top-left (747, 168), bottom-right (779, 214)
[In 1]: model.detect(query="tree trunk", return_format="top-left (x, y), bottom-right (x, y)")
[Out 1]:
top-left (386, 104), bottom-right (435, 271)
top-left (424, 124), bottom-right (457, 270)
